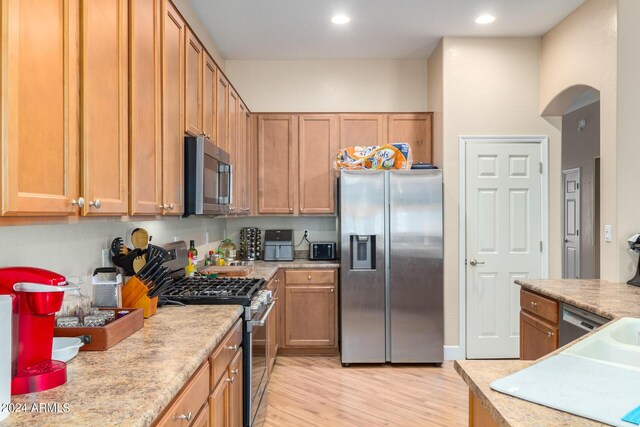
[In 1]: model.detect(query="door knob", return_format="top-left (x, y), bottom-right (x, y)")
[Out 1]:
top-left (89, 199), bottom-right (102, 209)
top-left (469, 259), bottom-right (485, 267)
top-left (72, 197), bottom-right (85, 208)
top-left (564, 238), bottom-right (569, 243)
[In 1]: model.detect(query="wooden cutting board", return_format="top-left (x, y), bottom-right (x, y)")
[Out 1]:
top-left (202, 265), bottom-right (255, 277)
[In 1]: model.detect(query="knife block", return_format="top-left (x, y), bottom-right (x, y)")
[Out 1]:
top-left (122, 277), bottom-right (158, 318)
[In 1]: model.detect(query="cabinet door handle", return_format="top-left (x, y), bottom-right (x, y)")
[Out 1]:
top-left (168, 203), bottom-right (174, 211)
top-left (231, 368), bottom-right (239, 375)
top-left (547, 331), bottom-right (554, 338)
top-left (72, 197), bottom-right (85, 208)
top-left (330, 288), bottom-right (334, 293)
top-left (225, 344), bottom-right (238, 351)
top-left (289, 208), bottom-right (293, 213)
top-left (173, 412), bottom-right (192, 421)
top-left (89, 199), bottom-right (102, 209)
top-left (307, 275), bottom-right (312, 280)
top-left (530, 301), bottom-right (538, 307)
top-left (226, 376), bottom-right (235, 383)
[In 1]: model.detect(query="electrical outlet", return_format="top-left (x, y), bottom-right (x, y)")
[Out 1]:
top-left (174, 236), bottom-right (178, 242)
top-left (303, 229), bottom-right (310, 238)
top-left (205, 231), bottom-right (210, 244)
top-left (101, 249), bottom-right (111, 267)
top-left (604, 225), bottom-right (612, 242)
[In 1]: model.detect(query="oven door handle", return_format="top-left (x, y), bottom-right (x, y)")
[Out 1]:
top-left (249, 299), bottom-right (276, 327)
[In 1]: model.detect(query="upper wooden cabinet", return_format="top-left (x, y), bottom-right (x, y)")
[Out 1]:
top-left (228, 89), bottom-right (239, 213)
top-left (298, 115), bottom-right (338, 214)
top-left (1, 0), bottom-right (80, 216)
top-left (216, 71), bottom-right (230, 152)
top-left (203, 54), bottom-right (216, 141)
top-left (257, 115), bottom-right (297, 214)
top-left (339, 114), bottom-right (386, 148)
top-left (387, 113), bottom-right (433, 164)
top-left (81, 0), bottom-right (129, 216)
top-left (185, 28), bottom-right (203, 136)
top-left (161, 0), bottom-right (185, 215)
top-left (129, 0), bottom-right (163, 216)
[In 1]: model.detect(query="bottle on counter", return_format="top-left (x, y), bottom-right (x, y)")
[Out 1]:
top-left (218, 239), bottom-right (237, 263)
top-left (185, 252), bottom-right (197, 277)
top-left (188, 240), bottom-right (198, 265)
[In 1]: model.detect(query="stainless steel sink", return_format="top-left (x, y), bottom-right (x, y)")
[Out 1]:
top-left (562, 317), bottom-right (640, 371)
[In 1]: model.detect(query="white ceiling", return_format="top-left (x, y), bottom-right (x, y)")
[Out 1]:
top-left (188, 0), bottom-right (585, 60)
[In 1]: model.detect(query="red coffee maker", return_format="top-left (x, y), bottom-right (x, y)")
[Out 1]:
top-left (0, 267), bottom-right (68, 395)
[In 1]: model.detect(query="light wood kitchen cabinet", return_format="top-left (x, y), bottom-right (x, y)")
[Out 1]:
top-left (80, 0), bottom-right (129, 216)
top-left (129, 0), bottom-right (163, 216)
top-left (283, 269), bottom-right (338, 352)
top-left (203, 54), bottom-right (217, 141)
top-left (339, 114), bottom-right (386, 148)
top-left (155, 361), bottom-right (210, 427)
top-left (228, 89), bottom-right (239, 214)
top-left (185, 28), bottom-right (204, 136)
top-left (298, 115), bottom-right (338, 214)
top-left (1, 0), bottom-right (80, 216)
top-left (228, 349), bottom-right (243, 427)
top-left (520, 289), bottom-right (559, 360)
top-left (216, 70), bottom-right (230, 152)
top-left (209, 348), bottom-right (243, 427)
top-left (520, 311), bottom-right (558, 361)
top-left (161, 0), bottom-right (185, 215)
top-left (192, 403), bottom-right (210, 427)
top-left (257, 115), bottom-right (298, 214)
top-left (387, 113), bottom-right (433, 164)
top-left (469, 391), bottom-right (500, 427)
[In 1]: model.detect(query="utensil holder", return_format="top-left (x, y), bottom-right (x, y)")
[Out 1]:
top-left (122, 277), bottom-right (157, 318)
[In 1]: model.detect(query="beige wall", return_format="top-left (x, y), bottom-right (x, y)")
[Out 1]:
top-left (540, 0), bottom-right (618, 279)
top-left (172, 0), bottom-right (226, 69)
top-left (427, 41), bottom-right (444, 168)
top-left (615, 0), bottom-right (640, 281)
top-left (225, 60), bottom-right (428, 112)
top-left (430, 37), bottom-right (562, 348)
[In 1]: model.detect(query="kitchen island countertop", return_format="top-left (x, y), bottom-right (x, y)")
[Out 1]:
top-left (455, 279), bottom-right (640, 427)
top-left (2, 305), bottom-right (243, 427)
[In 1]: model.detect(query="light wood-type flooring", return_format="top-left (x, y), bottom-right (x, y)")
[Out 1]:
top-left (263, 356), bottom-right (468, 427)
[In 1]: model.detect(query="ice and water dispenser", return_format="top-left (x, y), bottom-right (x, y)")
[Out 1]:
top-left (350, 235), bottom-right (376, 270)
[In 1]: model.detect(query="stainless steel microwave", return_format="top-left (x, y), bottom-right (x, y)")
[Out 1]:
top-left (184, 136), bottom-right (232, 216)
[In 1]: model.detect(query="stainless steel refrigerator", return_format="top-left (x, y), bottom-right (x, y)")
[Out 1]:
top-left (339, 169), bottom-right (443, 364)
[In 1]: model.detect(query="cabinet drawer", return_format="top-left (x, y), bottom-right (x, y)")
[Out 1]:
top-left (210, 319), bottom-right (243, 389)
top-left (156, 361), bottom-right (210, 427)
top-left (285, 270), bottom-right (335, 285)
top-left (520, 289), bottom-right (558, 324)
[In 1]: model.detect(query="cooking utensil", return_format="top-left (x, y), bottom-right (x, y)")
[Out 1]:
top-left (132, 255), bottom-right (146, 274)
top-left (131, 228), bottom-right (149, 250)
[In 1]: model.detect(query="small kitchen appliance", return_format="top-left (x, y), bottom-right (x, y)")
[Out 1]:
top-left (184, 135), bottom-right (232, 216)
top-left (0, 267), bottom-right (68, 394)
top-left (0, 295), bottom-right (16, 421)
top-left (263, 229), bottom-right (294, 261)
top-left (310, 242), bottom-right (337, 261)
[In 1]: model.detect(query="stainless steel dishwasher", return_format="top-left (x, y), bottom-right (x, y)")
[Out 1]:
top-left (558, 302), bottom-right (610, 346)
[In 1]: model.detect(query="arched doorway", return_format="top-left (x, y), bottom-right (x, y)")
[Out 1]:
top-left (543, 85), bottom-right (601, 279)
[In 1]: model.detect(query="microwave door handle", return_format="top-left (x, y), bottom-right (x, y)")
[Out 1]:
top-left (228, 164), bottom-right (233, 205)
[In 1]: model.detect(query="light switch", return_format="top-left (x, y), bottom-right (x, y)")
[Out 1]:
top-left (604, 225), bottom-right (612, 242)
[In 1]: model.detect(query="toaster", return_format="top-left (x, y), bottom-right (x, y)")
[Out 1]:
top-left (310, 242), bottom-right (337, 261)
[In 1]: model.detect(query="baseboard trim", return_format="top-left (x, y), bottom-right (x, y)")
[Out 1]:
top-left (444, 345), bottom-right (465, 361)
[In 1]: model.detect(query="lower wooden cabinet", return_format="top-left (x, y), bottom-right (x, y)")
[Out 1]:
top-left (280, 269), bottom-right (338, 354)
top-left (520, 311), bottom-right (558, 361)
top-left (519, 289), bottom-right (559, 360)
top-left (469, 390), bottom-right (500, 427)
top-left (153, 319), bottom-right (243, 427)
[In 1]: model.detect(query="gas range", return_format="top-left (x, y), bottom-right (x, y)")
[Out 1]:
top-left (158, 276), bottom-right (270, 320)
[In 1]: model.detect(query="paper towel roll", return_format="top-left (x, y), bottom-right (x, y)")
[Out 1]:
top-left (0, 295), bottom-right (12, 421)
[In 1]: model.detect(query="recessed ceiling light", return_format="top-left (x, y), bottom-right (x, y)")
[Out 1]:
top-left (331, 14), bottom-right (350, 25)
top-left (475, 14), bottom-right (495, 24)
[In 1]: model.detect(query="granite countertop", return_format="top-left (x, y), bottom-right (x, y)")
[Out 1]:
top-left (456, 279), bottom-right (640, 427)
top-left (2, 305), bottom-right (243, 427)
top-left (240, 259), bottom-right (340, 281)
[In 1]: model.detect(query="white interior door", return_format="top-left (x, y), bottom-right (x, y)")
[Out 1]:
top-left (563, 168), bottom-right (581, 279)
top-left (466, 142), bottom-right (543, 359)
